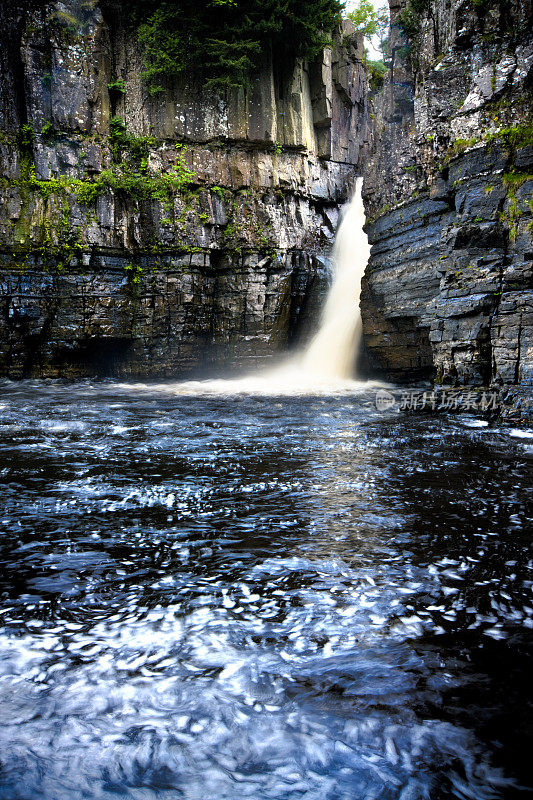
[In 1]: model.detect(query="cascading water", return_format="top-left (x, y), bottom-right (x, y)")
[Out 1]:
top-left (300, 177), bottom-right (370, 380)
top-left (120, 178), bottom-right (372, 395)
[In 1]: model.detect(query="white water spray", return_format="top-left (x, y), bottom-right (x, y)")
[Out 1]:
top-left (123, 179), bottom-right (373, 396)
top-left (300, 178), bottom-right (370, 380)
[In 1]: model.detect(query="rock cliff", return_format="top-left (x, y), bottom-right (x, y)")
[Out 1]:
top-left (3, 0), bottom-right (531, 392)
top-left (361, 0), bottom-right (533, 391)
top-left (0, 0), bottom-right (368, 378)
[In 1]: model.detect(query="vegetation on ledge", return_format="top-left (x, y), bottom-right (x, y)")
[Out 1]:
top-left (485, 123), bottom-right (533, 149)
top-left (365, 58), bottom-right (387, 91)
top-left (124, 0), bottom-right (343, 94)
top-left (439, 123), bottom-right (533, 168)
top-left (11, 120), bottom-right (198, 207)
top-left (397, 0), bottom-right (431, 42)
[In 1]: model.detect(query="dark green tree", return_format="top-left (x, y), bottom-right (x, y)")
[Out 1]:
top-left (129, 0), bottom-right (343, 94)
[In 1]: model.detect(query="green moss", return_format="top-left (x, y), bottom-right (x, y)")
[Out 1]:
top-left (483, 127), bottom-right (533, 242)
top-left (397, 0), bottom-right (430, 41)
top-left (29, 176), bottom-right (68, 200)
top-left (485, 123), bottom-right (533, 149)
top-left (47, 10), bottom-right (79, 32)
top-left (109, 115), bottom-right (126, 140)
top-left (502, 171), bottom-right (533, 190)
top-left (491, 64), bottom-right (497, 93)
top-left (445, 137), bottom-right (480, 162)
top-left (20, 124), bottom-right (34, 149)
top-left (108, 118), bottom-right (157, 164)
top-left (365, 58), bottom-right (387, 91)
top-left (124, 261), bottom-right (144, 286)
top-left (4, 122), bottom-right (200, 274)
top-left (15, 152), bottom-right (196, 207)
top-left (72, 179), bottom-right (102, 205)
top-left (366, 202), bottom-right (394, 225)
top-left (219, 189), bottom-right (275, 256)
top-left (30, 191), bottom-right (84, 274)
top-left (497, 171), bottom-right (533, 242)
top-left (210, 185), bottom-right (227, 198)
top-left (0, 130), bottom-right (17, 147)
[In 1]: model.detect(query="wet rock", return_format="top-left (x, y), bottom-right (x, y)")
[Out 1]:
top-left (0, 8), bottom-right (369, 378)
top-left (360, 0), bottom-right (532, 389)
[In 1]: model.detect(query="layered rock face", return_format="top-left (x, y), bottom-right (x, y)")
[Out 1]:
top-left (0, 1), bottom-right (368, 378)
top-left (361, 0), bottom-right (533, 389)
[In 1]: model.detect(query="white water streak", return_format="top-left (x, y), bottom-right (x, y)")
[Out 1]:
top-left (300, 178), bottom-right (370, 379)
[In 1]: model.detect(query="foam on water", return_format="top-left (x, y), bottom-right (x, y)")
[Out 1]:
top-left (116, 369), bottom-right (388, 398)
top-left (0, 382), bottom-right (531, 799)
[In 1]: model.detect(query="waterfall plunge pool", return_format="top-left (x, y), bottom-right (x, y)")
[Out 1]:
top-left (0, 378), bottom-right (531, 799)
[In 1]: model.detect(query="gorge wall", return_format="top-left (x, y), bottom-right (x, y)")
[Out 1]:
top-left (0, 0), bottom-right (368, 378)
top-left (2, 0), bottom-right (531, 390)
top-left (361, 0), bottom-right (533, 392)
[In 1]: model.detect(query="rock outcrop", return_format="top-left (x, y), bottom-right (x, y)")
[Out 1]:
top-left (361, 0), bottom-right (533, 388)
top-left (0, 0), bottom-right (368, 378)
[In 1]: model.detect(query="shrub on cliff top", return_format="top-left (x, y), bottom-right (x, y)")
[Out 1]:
top-left (128, 0), bottom-right (343, 93)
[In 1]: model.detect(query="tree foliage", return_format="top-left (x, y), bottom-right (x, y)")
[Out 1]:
top-left (347, 0), bottom-right (389, 59)
top-left (128, 0), bottom-right (344, 94)
top-left (347, 0), bottom-right (379, 37)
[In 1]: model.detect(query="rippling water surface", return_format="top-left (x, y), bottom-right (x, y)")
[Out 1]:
top-left (0, 379), bottom-right (532, 800)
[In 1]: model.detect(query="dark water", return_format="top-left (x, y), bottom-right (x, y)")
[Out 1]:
top-left (0, 379), bottom-right (532, 800)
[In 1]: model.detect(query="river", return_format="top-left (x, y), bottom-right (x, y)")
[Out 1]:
top-left (0, 378), bottom-right (531, 799)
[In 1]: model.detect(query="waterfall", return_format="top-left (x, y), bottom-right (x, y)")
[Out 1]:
top-left (127, 178), bottom-right (372, 396)
top-left (300, 178), bottom-right (370, 379)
